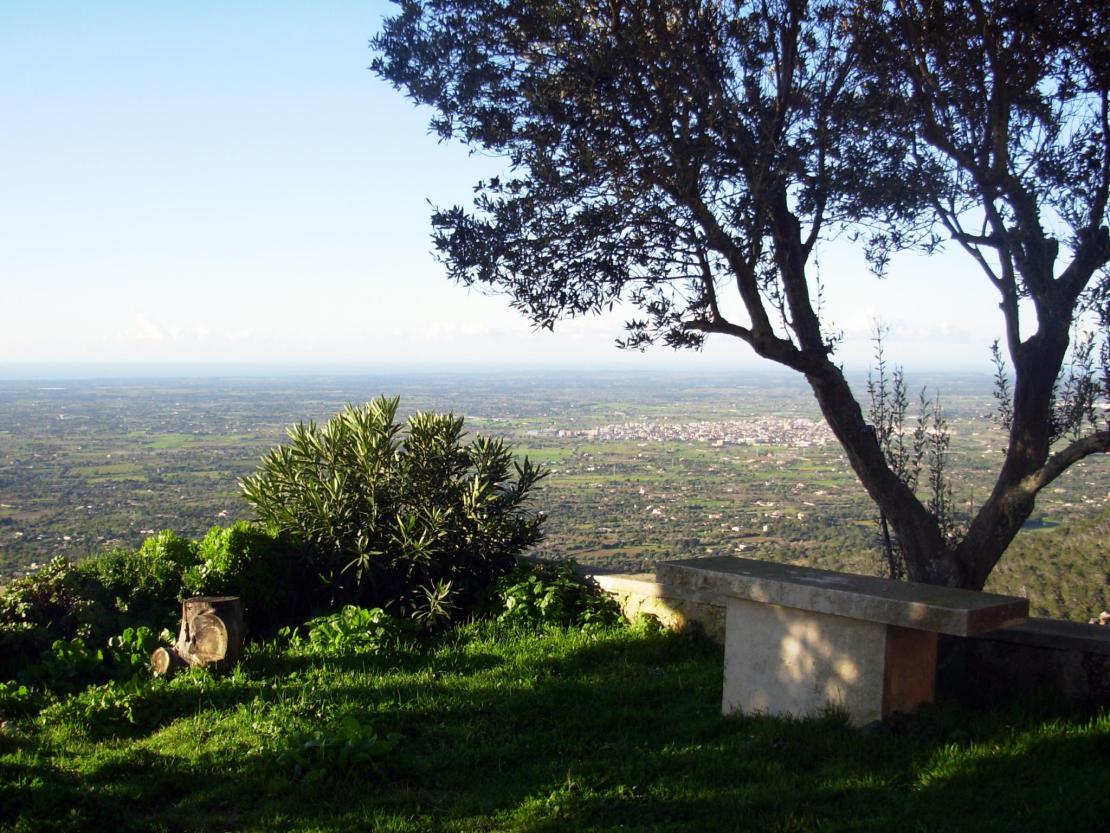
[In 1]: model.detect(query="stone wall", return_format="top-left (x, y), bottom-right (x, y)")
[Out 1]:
top-left (937, 618), bottom-right (1110, 708)
top-left (589, 572), bottom-right (726, 641)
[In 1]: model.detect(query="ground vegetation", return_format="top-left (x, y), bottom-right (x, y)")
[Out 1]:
top-left (2, 614), bottom-right (1108, 832)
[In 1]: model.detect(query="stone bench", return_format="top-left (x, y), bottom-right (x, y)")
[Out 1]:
top-left (657, 556), bottom-right (1029, 725)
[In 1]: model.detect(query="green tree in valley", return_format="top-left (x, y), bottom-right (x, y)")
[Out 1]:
top-left (372, 0), bottom-right (1110, 589)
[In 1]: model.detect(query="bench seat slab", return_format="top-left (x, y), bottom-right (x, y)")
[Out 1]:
top-left (661, 557), bottom-right (1027, 637)
top-left (724, 598), bottom-right (938, 725)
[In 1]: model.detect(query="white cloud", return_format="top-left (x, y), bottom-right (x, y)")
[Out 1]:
top-left (129, 313), bottom-right (168, 342)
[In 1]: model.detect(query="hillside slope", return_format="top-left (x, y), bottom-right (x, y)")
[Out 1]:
top-left (987, 508), bottom-right (1110, 622)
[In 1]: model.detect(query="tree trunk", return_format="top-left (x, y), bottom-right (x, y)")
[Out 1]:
top-left (755, 208), bottom-right (967, 587)
top-left (801, 362), bottom-right (964, 586)
top-left (151, 596), bottom-right (245, 676)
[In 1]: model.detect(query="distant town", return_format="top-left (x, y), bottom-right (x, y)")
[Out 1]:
top-left (529, 416), bottom-right (834, 447)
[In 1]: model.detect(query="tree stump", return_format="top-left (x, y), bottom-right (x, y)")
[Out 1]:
top-left (151, 596), bottom-right (245, 676)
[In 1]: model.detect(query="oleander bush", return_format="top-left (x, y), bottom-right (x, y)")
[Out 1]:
top-left (1, 399), bottom-right (550, 711)
top-left (240, 396), bottom-right (547, 626)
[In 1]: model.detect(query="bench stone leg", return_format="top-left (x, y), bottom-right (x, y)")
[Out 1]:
top-left (723, 598), bottom-right (937, 726)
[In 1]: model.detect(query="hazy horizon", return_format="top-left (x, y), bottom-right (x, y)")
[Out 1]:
top-left (0, 360), bottom-right (1001, 381)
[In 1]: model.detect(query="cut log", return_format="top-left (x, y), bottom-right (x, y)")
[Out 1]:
top-left (151, 596), bottom-right (245, 674)
top-left (150, 646), bottom-right (184, 677)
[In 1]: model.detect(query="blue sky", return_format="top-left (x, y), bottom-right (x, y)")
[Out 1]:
top-left (0, 1), bottom-right (1006, 372)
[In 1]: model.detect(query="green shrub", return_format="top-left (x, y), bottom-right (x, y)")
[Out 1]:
top-left (0, 556), bottom-right (111, 679)
top-left (285, 605), bottom-right (416, 655)
top-left (0, 526), bottom-right (302, 693)
top-left (77, 530), bottom-right (199, 630)
top-left (23, 637), bottom-right (105, 694)
top-left (0, 679), bottom-right (37, 719)
top-left (240, 396), bottom-right (547, 624)
top-left (1, 530), bottom-right (283, 701)
top-left (1, 533), bottom-right (196, 678)
top-left (10, 624), bottom-right (162, 706)
top-left (105, 626), bottom-right (162, 678)
top-left (492, 561), bottom-right (623, 631)
top-left (184, 521), bottom-right (300, 632)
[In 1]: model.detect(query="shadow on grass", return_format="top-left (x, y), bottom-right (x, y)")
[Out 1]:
top-left (0, 740), bottom-right (182, 832)
top-left (59, 641), bottom-right (504, 744)
top-left (3, 625), bottom-right (1108, 832)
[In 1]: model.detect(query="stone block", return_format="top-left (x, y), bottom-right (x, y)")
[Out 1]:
top-left (722, 598), bottom-right (938, 725)
top-left (938, 617), bottom-right (1110, 707)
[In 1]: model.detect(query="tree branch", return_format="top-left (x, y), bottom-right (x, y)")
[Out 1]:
top-left (934, 203), bottom-right (1003, 287)
top-left (1024, 430), bottom-right (1110, 496)
top-left (694, 243), bottom-right (726, 324)
top-left (770, 194), bottom-right (826, 355)
top-left (684, 317), bottom-right (753, 342)
top-left (1093, 89), bottom-right (1110, 227)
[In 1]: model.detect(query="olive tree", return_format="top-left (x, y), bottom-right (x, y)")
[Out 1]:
top-left (371, 0), bottom-right (1110, 589)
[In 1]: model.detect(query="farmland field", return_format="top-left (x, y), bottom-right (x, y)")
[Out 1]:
top-left (1, 369), bottom-right (1108, 620)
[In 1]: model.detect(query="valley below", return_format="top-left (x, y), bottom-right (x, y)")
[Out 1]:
top-left (2, 369), bottom-right (1108, 621)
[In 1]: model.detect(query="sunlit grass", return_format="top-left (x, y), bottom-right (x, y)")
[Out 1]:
top-left (2, 621), bottom-right (1108, 832)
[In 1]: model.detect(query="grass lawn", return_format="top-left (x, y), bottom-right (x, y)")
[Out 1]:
top-left (2, 620), bottom-right (1108, 832)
